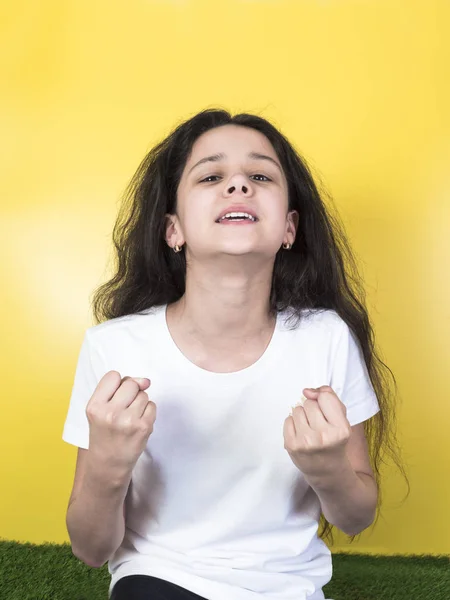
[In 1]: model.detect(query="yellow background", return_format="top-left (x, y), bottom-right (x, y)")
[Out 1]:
top-left (1, 0), bottom-right (449, 555)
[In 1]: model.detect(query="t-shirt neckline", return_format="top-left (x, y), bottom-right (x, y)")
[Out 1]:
top-left (158, 303), bottom-right (284, 381)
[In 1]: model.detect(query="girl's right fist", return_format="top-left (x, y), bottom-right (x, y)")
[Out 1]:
top-left (85, 371), bottom-right (157, 475)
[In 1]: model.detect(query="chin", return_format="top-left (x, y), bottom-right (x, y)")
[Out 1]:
top-left (215, 245), bottom-right (274, 258)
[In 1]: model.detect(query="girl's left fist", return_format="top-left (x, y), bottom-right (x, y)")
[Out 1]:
top-left (283, 385), bottom-right (352, 478)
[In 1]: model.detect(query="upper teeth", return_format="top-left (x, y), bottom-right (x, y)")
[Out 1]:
top-left (219, 212), bottom-right (256, 221)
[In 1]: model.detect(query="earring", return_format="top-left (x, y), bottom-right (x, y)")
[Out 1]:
top-left (173, 245), bottom-right (182, 253)
top-left (282, 243), bottom-right (292, 250)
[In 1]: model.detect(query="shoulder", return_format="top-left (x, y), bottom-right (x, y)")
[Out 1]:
top-left (280, 307), bottom-right (347, 339)
top-left (85, 305), bottom-right (165, 348)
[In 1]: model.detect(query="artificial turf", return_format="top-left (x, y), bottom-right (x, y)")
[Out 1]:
top-left (0, 540), bottom-right (448, 600)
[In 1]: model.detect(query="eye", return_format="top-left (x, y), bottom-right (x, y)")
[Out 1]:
top-left (199, 173), bottom-right (272, 183)
top-left (199, 175), bottom-right (221, 183)
top-left (251, 174), bottom-right (271, 182)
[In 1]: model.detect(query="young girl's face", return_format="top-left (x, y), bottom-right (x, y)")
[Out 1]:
top-left (168, 124), bottom-right (298, 259)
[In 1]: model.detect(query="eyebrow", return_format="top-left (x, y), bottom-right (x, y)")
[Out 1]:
top-left (188, 151), bottom-right (282, 174)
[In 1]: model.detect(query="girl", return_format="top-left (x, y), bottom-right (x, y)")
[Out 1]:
top-left (63, 109), bottom-right (406, 600)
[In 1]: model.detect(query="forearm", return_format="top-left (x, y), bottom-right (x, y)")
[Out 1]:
top-left (306, 458), bottom-right (378, 536)
top-left (66, 459), bottom-right (131, 568)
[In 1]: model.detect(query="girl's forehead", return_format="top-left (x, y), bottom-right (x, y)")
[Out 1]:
top-left (189, 125), bottom-right (276, 160)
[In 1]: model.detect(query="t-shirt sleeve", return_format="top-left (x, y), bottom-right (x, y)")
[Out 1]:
top-left (329, 318), bottom-right (380, 426)
top-left (62, 329), bottom-right (105, 449)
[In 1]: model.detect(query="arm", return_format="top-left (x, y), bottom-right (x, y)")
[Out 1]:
top-left (305, 422), bottom-right (377, 535)
top-left (284, 387), bottom-right (379, 537)
top-left (66, 449), bottom-right (130, 568)
top-left (306, 448), bottom-right (378, 536)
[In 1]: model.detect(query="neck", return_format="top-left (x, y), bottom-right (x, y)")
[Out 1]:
top-left (168, 259), bottom-right (275, 341)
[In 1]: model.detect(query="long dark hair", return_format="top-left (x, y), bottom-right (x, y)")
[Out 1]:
top-left (91, 108), bottom-right (409, 544)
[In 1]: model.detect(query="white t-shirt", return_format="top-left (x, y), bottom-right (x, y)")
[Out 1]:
top-left (63, 304), bottom-right (380, 600)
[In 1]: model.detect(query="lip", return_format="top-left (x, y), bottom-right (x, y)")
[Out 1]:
top-left (215, 205), bottom-right (258, 223)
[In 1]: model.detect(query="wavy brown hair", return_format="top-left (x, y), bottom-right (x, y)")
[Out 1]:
top-left (91, 108), bottom-right (409, 544)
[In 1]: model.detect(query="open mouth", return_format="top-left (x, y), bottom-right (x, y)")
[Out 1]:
top-left (215, 211), bottom-right (258, 224)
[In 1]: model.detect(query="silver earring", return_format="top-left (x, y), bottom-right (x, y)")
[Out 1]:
top-left (173, 245), bottom-right (182, 253)
top-left (282, 243), bottom-right (292, 250)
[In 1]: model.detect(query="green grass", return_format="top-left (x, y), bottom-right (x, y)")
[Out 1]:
top-left (0, 540), bottom-right (448, 600)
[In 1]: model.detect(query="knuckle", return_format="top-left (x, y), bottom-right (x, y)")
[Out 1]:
top-left (126, 379), bottom-right (140, 393)
top-left (108, 370), bottom-right (121, 380)
top-left (320, 386), bottom-right (333, 393)
top-left (141, 421), bottom-right (153, 435)
top-left (105, 410), bottom-right (118, 426)
top-left (104, 370), bottom-right (122, 389)
top-left (146, 413), bottom-right (156, 429)
top-left (124, 422), bottom-right (139, 436)
top-left (302, 444), bottom-right (314, 454)
top-left (121, 415), bottom-right (134, 429)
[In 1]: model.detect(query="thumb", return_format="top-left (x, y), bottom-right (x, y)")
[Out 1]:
top-left (132, 377), bottom-right (151, 390)
top-left (303, 388), bottom-right (320, 399)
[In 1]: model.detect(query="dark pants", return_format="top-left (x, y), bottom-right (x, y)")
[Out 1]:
top-left (110, 575), bottom-right (208, 600)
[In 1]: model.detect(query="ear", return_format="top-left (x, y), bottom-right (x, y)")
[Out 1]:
top-left (165, 213), bottom-right (184, 248)
top-left (284, 210), bottom-right (299, 245)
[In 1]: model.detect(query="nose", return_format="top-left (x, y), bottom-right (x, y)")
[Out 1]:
top-left (224, 173), bottom-right (253, 197)
top-left (227, 184), bottom-right (248, 194)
